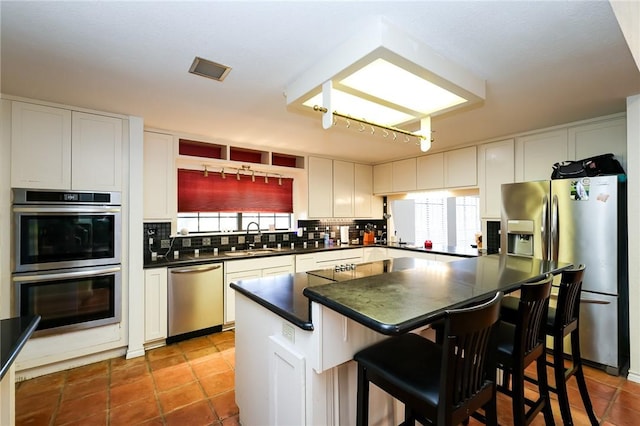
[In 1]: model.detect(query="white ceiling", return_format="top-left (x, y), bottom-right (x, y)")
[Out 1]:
top-left (2, 1), bottom-right (639, 164)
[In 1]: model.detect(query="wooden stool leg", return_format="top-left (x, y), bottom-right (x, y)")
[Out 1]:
top-left (356, 364), bottom-right (369, 426)
top-left (537, 354), bottom-right (555, 425)
top-left (554, 334), bottom-right (574, 425)
top-left (512, 367), bottom-right (526, 426)
top-left (484, 391), bottom-right (498, 426)
top-left (571, 331), bottom-right (599, 426)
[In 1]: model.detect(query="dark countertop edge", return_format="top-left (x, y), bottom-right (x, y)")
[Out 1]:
top-left (143, 243), bottom-right (479, 268)
top-left (230, 282), bottom-right (314, 331)
top-left (1, 315), bottom-right (41, 381)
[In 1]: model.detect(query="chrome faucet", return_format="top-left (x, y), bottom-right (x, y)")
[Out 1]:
top-left (246, 221), bottom-right (261, 250)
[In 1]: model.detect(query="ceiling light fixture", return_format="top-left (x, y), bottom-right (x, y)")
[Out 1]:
top-left (285, 17), bottom-right (485, 151)
top-left (189, 56), bottom-right (232, 82)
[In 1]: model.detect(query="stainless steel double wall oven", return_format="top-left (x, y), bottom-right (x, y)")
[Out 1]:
top-left (12, 189), bottom-right (122, 336)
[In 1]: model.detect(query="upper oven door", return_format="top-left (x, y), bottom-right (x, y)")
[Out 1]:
top-left (13, 205), bottom-right (122, 272)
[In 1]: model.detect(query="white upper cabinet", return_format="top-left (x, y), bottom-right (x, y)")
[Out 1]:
top-left (568, 117), bottom-right (627, 171)
top-left (444, 146), bottom-right (477, 188)
top-left (354, 163), bottom-right (373, 217)
top-left (10, 101), bottom-right (123, 191)
top-left (308, 156), bottom-right (333, 218)
top-left (333, 160), bottom-right (354, 217)
top-left (392, 158), bottom-right (417, 192)
top-left (11, 101), bottom-right (72, 189)
top-left (416, 153), bottom-right (444, 190)
top-left (515, 129), bottom-right (568, 182)
top-left (71, 111), bottom-right (122, 191)
top-left (478, 139), bottom-right (514, 219)
top-left (373, 163), bottom-right (393, 194)
top-left (144, 132), bottom-right (176, 220)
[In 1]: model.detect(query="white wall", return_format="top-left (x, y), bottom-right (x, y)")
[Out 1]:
top-left (626, 94), bottom-right (640, 383)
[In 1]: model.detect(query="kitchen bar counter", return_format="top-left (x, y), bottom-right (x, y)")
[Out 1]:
top-left (304, 255), bottom-right (570, 335)
top-left (143, 242), bottom-right (479, 268)
top-left (231, 255), bottom-right (570, 333)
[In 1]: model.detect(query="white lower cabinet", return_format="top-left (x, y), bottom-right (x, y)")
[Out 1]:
top-left (144, 268), bottom-right (168, 344)
top-left (268, 336), bottom-right (306, 426)
top-left (225, 256), bottom-right (294, 324)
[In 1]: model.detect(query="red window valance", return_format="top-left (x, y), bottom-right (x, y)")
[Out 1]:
top-left (178, 169), bottom-right (293, 213)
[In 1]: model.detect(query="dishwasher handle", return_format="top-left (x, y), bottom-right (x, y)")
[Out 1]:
top-left (170, 264), bottom-right (222, 274)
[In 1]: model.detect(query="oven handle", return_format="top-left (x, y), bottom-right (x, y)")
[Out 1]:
top-left (13, 266), bottom-right (121, 283)
top-left (13, 206), bottom-right (121, 214)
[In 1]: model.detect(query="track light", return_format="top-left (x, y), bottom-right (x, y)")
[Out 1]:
top-left (221, 168), bottom-right (225, 179)
top-left (203, 166), bottom-right (208, 177)
top-left (265, 173), bottom-right (269, 183)
top-left (237, 169), bottom-right (241, 180)
top-left (278, 176), bottom-right (282, 186)
top-left (251, 171), bottom-right (255, 182)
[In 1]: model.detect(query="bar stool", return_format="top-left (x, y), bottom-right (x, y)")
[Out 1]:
top-left (353, 292), bottom-right (503, 426)
top-left (501, 265), bottom-right (598, 426)
top-left (494, 274), bottom-right (555, 426)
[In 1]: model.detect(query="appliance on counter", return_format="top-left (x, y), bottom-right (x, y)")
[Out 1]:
top-left (168, 263), bottom-right (224, 342)
top-left (500, 175), bottom-right (628, 375)
top-left (11, 189), bottom-right (122, 335)
top-left (340, 226), bottom-right (350, 245)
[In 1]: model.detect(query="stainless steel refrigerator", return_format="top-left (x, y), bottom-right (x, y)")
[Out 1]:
top-left (500, 175), bottom-right (628, 375)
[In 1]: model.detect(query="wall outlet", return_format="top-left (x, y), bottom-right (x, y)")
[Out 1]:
top-left (221, 236), bottom-right (229, 245)
top-left (308, 232), bottom-right (314, 240)
top-left (161, 239), bottom-right (170, 249)
top-left (282, 322), bottom-right (295, 343)
top-left (182, 238), bottom-right (191, 247)
top-left (202, 237), bottom-right (211, 246)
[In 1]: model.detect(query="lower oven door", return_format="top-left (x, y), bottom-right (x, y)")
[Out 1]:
top-left (13, 265), bottom-right (121, 336)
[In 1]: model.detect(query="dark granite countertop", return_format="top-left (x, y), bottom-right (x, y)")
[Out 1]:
top-left (1, 315), bottom-right (40, 380)
top-left (231, 255), bottom-right (570, 334)
top-left (304, 255), bottom-right (571, 335)
top-left (143, 243), bottom-right (478, 268)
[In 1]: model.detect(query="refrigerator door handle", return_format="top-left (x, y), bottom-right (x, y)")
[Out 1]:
top-left (551, 194), bottom-right (559, 262)
top-left (541, 195), bottom-right (549, 261)
top-left (580, 298), bottom-right (611, 305)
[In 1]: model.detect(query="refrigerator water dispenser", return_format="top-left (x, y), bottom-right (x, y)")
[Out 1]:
top-left (506, 220), bottom-right (534, 256)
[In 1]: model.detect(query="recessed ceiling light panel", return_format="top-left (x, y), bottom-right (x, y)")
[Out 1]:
top-left (189, 56), bottom-right (231, 82)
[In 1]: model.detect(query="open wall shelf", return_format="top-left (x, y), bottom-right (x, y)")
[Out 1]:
top-left (178, 138), bottom-right (305, 170)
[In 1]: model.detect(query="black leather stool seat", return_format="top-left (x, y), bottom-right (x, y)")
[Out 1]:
top-left (355, 333), bottom-right (445, 408)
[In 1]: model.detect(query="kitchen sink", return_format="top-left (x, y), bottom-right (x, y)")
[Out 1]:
top-left (224, 248), bottom-right (280, 257)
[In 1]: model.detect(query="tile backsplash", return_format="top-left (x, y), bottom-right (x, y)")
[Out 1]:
top-left (143, 218), bottom-right (388, 258)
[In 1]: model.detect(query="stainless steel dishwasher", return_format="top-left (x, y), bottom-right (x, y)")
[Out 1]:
top-left (168, 263), bottom-right (224, 342)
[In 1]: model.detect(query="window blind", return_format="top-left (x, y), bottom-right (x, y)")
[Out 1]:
top-left (177, 169), bottom-right (293, 213)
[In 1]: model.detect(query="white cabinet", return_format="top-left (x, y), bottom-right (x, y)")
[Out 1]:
top-left (11, 101), bottom-right (72, 189)
top-left (225, 256), bottom-right (295, 324)
top-left (308, 156), bottom-right (333, 218)
top-left (568, 117), bottom-right (627, 171)
top-left (268, 336), bottom-right (306, 426)
top-left (144, 268), bottom-right (168, 343)
top-left (515, 129), bottom-right (568, 182)
top-left (417, 153), bottom-right (444, 190)
top-left (333, 160), bottom-right (354, 217)
top-left (373, 163), bottom-right (393, 194)
top-left (478, 139), bottom-right (514, 219)
top-left (444, 146), bottom-right (477, 188)
top-left (71, 111), bottom-right (122, 191)
top-left (144, 132), bottom-right (176, 220)
top-left (10, 101), bottom-right (123, 191)
top-left (354, 163), bottom-right (373, 217)
top-left (392, 158), bottom-right (417, 192)
top-left (309, 157), bottom-right (376, 218)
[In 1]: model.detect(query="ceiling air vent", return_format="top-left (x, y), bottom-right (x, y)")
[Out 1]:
top-left (189, 57), bottom-right (231, 82)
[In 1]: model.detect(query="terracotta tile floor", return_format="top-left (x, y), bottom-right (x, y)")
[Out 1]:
top-left (14, 329), bottom-right (640, 425)
top-left (15, 331), bottom-right (239, 426)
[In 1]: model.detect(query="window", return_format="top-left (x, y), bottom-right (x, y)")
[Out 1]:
top-left (177, 212), bottom-right (292, 233)
top-left (409, 193), bottom-right (480, 247)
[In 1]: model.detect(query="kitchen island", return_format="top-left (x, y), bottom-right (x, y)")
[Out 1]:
top-left (231, 255), bottom-right (570, 426)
